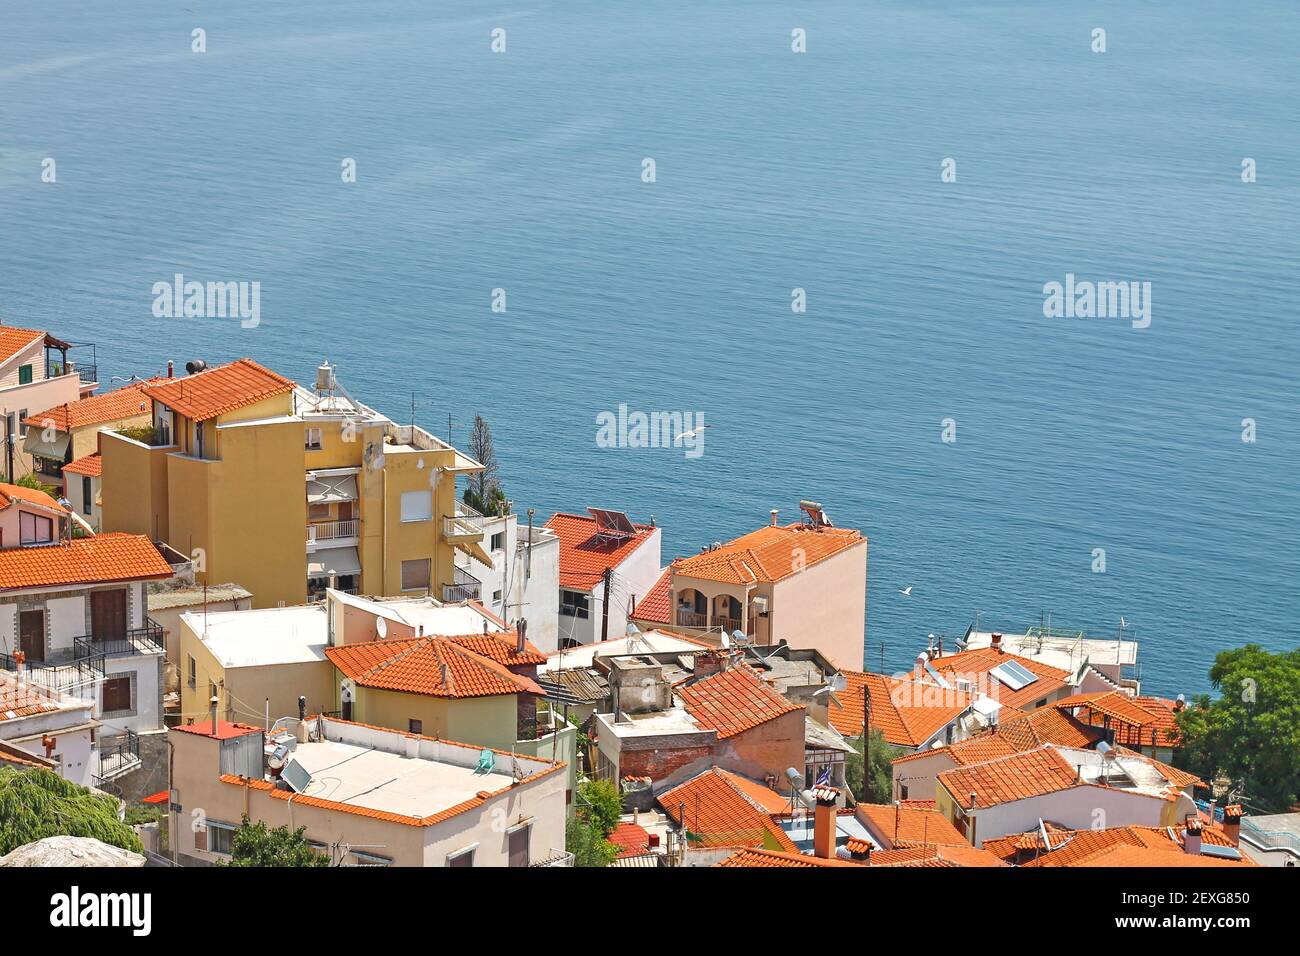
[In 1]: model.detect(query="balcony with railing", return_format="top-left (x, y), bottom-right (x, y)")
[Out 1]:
top-left (307, 518), bottom-right (359, 546)
top-left (442, 566), bottom-right (482, 603)
top-left (73, 619), bottom-right (165, 659)
top-left (0, 650), bottom-right (104, 693)
top-left (95, 729), bottom-right (141, 785)
top-left (443, 501), bottom-right (486, 540)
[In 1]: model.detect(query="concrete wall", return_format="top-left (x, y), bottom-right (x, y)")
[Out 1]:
top-left (770, 538), bottom-right (867, 671)
top-left (0, 368), bottom-right (82, 481)
top-left (347, 684), bottom-right (518, 749)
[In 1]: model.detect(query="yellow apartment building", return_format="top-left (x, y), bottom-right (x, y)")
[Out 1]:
top-left (99, 358), bottom-right (491, 608)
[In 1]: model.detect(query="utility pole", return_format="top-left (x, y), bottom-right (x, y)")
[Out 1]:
top-left (600, 566), bottom-right (612, 643)
top-left (862, 680), bottom-right (871, 800)
top-left (2, 412), bottom-right (12, 483)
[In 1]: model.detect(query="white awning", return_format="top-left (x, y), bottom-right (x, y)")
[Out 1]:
top-left (307, 547), bottom-right (361, 577)
top-left (23, 431), bottom-right (71, 461)
top-left (307, 474), bottom-right (357, 504)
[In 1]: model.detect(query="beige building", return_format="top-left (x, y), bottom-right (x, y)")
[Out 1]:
top-left (632, 501), bottom-right (867, 670)
top-left (169, 715), bottom-right (570, 866)
top-left (0, 325), bottom-right (96, 484)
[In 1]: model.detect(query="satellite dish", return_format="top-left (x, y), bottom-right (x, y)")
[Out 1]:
top-left (376, 617), bottom-right (387, 639)
top-left (731, 629), bottom-right (746, 644)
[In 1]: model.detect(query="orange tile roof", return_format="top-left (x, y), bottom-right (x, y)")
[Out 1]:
top-left (671, 523), bottom-right (864, 585)
top-left (828, 670), bottom-right (972, 746)
top-left (633, 567), bottom-right (671, 624)
top-left (61, 452), bottom-right (102, 478)
top-left (869, 843), bottom-right (1007, 867)
top-left (715, 848), bottom-right (859, 868)
top-left (24, 379), bottom-right (161, 432)
top-left (441, 632), bottom-right (546, 667)
top-left (0, 533), bottom-right (174, 591)
top-left (325, 636), bottom-right (542, 699)
top-left (173, 720), bottom-right (263, 741)
top-left (678, 664), bottom-right (803, 739)
top-left (0, 482), bottom-right (68, 515)
top-left (659, 768), bottom-right (798, 851)
top-left (996, 706), bottom-right (1105, 751)
top-left (1114, 745), bottom-right (1203, 788)
top-left (0, 677), bottom-right (63, 719)
top-left (0, 326), bottom-right (45, 365)
top-left (544, 512), bottom-right (658, 590)
top-left (855, 802), bottom-right (969, 848)
top-left (939, 746), bottom-right (1080, 809)
top-left (1017, 824), bottom-right (1252, 868)
top-left (928, 647), bottom-right (1071, 711)
top-left (608, 821), bottom-right (652, 858)
top-left (141, 358), bottom-right (295, 422)
top-left (1054, 691), bottom-right (1182, 747)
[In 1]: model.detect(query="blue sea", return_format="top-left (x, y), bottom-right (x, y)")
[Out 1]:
top-left (2, 1), bottom-right (1297, 696)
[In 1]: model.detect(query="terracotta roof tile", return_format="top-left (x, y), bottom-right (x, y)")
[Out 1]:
top-left (678, 664), bottom-right (803, 738)
top-left (1016, 824), bottom-right (1254, 867)
top-left (141, 358), bottom-right (295, 422)
top-left (0, 676), bottom-right (63, 719)
top-left (672, 523), bottom-right (863, 585)
top-left (634, 567), bottom-right (671, 624)
top-left (715, 848), bottom-right (858, 868)
top-left (544, 512), bottom-right (658, 590)
top-left (855, 802), bottom-right (969, 848)
top-left (828, 670), bottom-right (972, 746)
top-left (659, 768), bottom-right (797, 851)
top-left (1054, 691), bottom-right (1182, 747)
top-left (0, 533), bottom-right (174, 591)
top-left (24, 379), bottom-right (162, 432)
top-left (928, 648), bottom-right (1071, 711)
top-left (996, 706), bottom-right (1105, 751)
top-left (61, 452), bottom-right (102, 478)
top-left (325, 636), bottom-right (542, 699)
top-left (441, 632), bottom-right (546, 667)
top-left (608, 821), bottom-right (652, 858)
top-left (173, 720), bottom-right (262, 741)
top-left (0, 482), bottom-right (68, 515)
top-left (869, 843), bottom-right (1007, 867)
top-left (0, 326), bottom-right (45, 365)
top-left (938, 746), bottom-right (1080, 809)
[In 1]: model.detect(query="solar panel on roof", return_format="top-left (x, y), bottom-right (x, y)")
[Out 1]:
top-left (1199, 844), bottom-right (1242, 860)
top-left (588, 508), bottom-right (637, 539)
top-left (280, 758), bottom-right (312, 793)
top-left (990, 660), bottom-right (1038, 691)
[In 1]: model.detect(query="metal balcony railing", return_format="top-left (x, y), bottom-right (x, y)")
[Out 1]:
top-left (307, 518), bottom-right (359, 544)
top-left (442, 567), bottom-right (482, 603)
top-left (530, 849), bottom-right (575, 867)
top-left (95, 729), bottom-right (140, 785)
top-left (73, 619), bottom-right (164, 659)
top-left (443, 501), bottom-right (485, 539)
top-left (1, 651), bottom-right (105, 693)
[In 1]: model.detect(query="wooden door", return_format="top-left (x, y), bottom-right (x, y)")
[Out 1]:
top-left (90, 590), bottom-right (127, 642)
top-left (19, 610), bottom-right (45, 662)
top-left (508, 826), bottom-right (530, 867)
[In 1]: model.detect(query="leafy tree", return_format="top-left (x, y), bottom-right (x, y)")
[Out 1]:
top-left (578, 778), bottom-right (622, 838)
top-left (463, 415), bottom-right (507, 515)
top-left (565, 816), bottom-right (618, 867)
top-left (221, 816), bottom-right (329, 867)
top-left (1175, 644), bottom-right (1300, 812)
top-left (0, 767), bottom-right (143, 856)
top-left (845, 729), bottom-right (905, 803)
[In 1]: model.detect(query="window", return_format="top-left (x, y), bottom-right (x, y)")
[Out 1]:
top-left (400, 558), bottom-right (430, 591)
top-left (305, 426), bottom-right (323, 451)
top-left (492, 589), bottom-right (502, 603)
top-left (207, 820), bottom-right (236, 855)
top-left (507, 823), bottom-right (531, 867)
top-left (102, 675), bottom-right (133, 714)
top-left (407, 719), bottom-right (424, 736)
top-left (18, 410), bottom-right (27, 437)
top-left (187, 655), bottom-right (196, 689)
top-left (560, 590), bottom-right (590, 619)
top-left (400, 491), bottom-right (432, 522)
top-left (82, 476), bottom-right (93, 515)
top-left (18, 364), bottom-right (33, 385)
top-left (490, 532), bottom-right (505, 552)
top-left (193, 420), bottom-right (205, 458)
top-left (19, 512), bottom-right (54, 545)
top-left (447, 845), bottom-right (476, 867)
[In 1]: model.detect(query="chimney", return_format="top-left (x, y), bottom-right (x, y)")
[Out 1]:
top-left (13, 649), bottom-right (25, 685)
top-left (42, 734), bottom-right (56, 758)
top-left (990, 633), bottom-right (1003, 654)
top-left (914, 653), bottom-right (927, 680)
top-left (694, 651), bottom-right (726, 679)
top-left (1222, 804), bottom-right (1243, 846)
top-left (811, 786), bottom-right (838, 859)
top-left (969, 791), bottom-right (978, 811)
top-left (297, 695), bottom-right (307, 722)
top-left (167, 360), bottom-right (174, 378)
top-left (209, 694), bottom-right (220, 737)
top-left (1183, 818), bottom-right (1203, 856)
top-left (516, 619), bottom-right (527, 654)
top-left (848, 841), bottom-right (871, 863)
top-left (770, 509), bottom-right (779, 527)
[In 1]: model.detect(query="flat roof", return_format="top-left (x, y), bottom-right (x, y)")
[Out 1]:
top-left (332, 590), bottom-right (504, 636)
top-left (181, 604), bottom-right (327, 667)
top-left (541, 630), bottom-right (705, 673)
top-left (287, 738), bottom-right (515, 819)
top-left (963, 629), bottom-right (1138, 672)
top-left (598, 707), bottom-right (704, 739)
top-left (149, 582), bottom-right (253, 611)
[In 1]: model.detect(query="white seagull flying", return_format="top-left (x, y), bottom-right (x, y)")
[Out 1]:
top-left (899, 586), bottom-right (913, 597)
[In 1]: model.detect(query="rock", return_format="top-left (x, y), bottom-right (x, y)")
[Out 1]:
top-left (0, 835), bottom-right (146, 867)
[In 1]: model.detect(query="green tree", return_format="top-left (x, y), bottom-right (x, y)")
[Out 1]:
top-left (578, 778), bottom-right (622, 838)
top-left (565, 816), bottom-right (618, 867)
top-left (844, 729), bottom-right (905, 804)
top-left (464, 415), bottom-right (507, 516)
top-left (0, 767), bottom-right (143, 856)
top-left (1175, 644), bottom-right (1300, 812)
top-left (221, 816), bottom-right (330, 867)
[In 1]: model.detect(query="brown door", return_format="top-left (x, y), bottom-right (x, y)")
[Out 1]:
top-left (90, 590), bottom-right (128, 642)
top-left (102, 676), bottom-right (132, 713)
top-left (19, 610), bottom-right (45, 662)
top-left (508, 826), bottom-right (530, 867)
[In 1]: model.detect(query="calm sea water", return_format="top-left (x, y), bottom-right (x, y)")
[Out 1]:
top-left (2, 1), bottom-right (1297, 695)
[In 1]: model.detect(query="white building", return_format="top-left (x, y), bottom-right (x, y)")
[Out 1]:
top-left (544, 509), bottom-right (662, 650)
top-left (453, 510), bottom-right (560, 651)
top-left (0, 670), bottom-right (98, 786)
